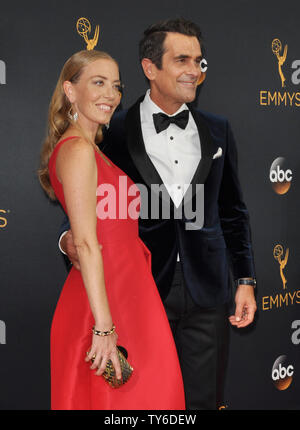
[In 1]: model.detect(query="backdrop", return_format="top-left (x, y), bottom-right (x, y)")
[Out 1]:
top-left (0, 0), bottom-right (299, 410)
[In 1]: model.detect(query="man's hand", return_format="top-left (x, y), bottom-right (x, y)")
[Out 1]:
top-left (61, 230), bottom-right (103, 271)
top-left (229, 284), bottom-right (257, 328)
top-left (60, 230), bottom-right (81, 270)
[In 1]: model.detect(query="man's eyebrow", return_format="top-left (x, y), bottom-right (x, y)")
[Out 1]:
top-left (174, 54), bottom-right (203, 60)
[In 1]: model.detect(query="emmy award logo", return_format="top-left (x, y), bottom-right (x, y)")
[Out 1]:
top-left (76, 17), bottom-right (99, 50)
top-left (272, 38), bottom-right (288, 88)
top-left (273, 244), bottom-right (289, 289)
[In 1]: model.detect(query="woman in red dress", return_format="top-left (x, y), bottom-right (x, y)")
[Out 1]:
top-left (38, 50), bottom-right (185, 410)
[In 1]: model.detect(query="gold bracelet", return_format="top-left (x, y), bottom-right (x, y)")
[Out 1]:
top-left (92, 324), bottom-right (116, 337)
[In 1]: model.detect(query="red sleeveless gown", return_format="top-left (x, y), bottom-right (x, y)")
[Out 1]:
top-left (48, 137), bottom-right (185, 410)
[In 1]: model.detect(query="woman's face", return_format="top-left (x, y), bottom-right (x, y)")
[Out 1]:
top-left (65, 58), bottom-right (122, 126)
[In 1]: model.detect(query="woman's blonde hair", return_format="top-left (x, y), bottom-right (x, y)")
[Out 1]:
top-left (38, 50), bottom-right (117, 200)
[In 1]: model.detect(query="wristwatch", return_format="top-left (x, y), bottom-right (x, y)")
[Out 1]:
top-left (237, 278), bottom-right (257, 288)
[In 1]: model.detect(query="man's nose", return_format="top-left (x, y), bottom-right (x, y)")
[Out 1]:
top-left (187, 61), bottom-right (201, 77)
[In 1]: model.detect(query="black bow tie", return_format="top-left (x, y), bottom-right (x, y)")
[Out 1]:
top-left (153, 110), bottom-right (189, 134)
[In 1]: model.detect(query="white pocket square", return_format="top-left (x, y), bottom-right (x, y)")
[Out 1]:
top-left (212, 147), bottom-right (222, 159)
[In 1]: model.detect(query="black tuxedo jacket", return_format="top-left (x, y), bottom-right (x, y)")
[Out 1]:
top-left (60, 96), bottom-right (255, 307)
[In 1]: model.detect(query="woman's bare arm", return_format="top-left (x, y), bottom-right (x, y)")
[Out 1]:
top-left (56, 137), bottom-right (121, 378)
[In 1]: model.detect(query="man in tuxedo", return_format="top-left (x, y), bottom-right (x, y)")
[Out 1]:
top-left (59, 18), bottom-right (257, 409)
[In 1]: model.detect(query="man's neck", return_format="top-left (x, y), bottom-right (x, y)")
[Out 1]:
top-left (148, 90), bottom-right (183, 115)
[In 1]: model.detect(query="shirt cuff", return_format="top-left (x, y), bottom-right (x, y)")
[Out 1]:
top-left (58, 231), bottom-right (68, 255)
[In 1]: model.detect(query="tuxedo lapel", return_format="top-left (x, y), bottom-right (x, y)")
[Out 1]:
top-left (125, 97), bottom-right (172, 205)
top-left (190, 107), bottom-right (216, 183)
top-left (180, 107), bottom-right (217, 206)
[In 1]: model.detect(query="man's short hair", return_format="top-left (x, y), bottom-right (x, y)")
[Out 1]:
top-left (139, 18), bottom-right (203, 69)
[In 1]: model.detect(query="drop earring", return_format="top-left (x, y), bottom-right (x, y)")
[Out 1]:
top-left (68, 108), bottom-right (78, 122)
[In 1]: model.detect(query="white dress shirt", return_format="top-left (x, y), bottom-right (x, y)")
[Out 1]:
top-left (140, 90), bottom-right (202, 261)
top-left (140, 90), bottom-right (201, 208)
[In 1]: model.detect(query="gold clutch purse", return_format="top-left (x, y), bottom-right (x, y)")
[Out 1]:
top-left (89, 346), bottom-right (133, 388)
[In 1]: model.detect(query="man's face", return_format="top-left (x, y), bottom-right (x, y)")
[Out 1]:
top-left (148, 32), bottom-right (202, 114)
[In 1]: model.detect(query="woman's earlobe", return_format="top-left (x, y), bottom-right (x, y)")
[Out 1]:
top-left (63, 81), bottom-right (75, 103)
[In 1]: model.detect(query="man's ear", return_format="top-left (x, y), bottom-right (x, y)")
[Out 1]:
top-left (141, 58), bottom-right (157, 81)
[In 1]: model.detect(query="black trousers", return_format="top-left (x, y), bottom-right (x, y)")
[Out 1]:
top-left (163, 262), bottom-right (229, 410)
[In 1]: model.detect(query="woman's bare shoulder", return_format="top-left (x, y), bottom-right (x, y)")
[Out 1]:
top-left (56, 136), bottom-right (97, 182)
top-left (56, 136), bottom-right (97, 168)
top-left (57, 136), bottom-right (93, 156)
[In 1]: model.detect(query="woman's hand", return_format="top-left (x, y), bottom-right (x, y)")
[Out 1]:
top-left (85, 331), bottom-right (122, 380)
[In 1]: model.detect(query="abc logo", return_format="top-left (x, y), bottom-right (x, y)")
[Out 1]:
top-left (269, 157), bottom-right (292, 195)
top-left (272, 355), bottom-right (294, 390)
